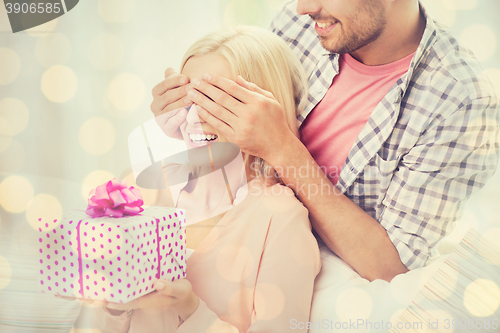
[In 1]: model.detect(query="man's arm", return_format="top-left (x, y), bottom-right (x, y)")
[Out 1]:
top-left (183, 74), bottom-right (500, 281)
top-left (185, 75), bottom-right (408, 282)
top-left (273, 133), bottom-right (409, 281)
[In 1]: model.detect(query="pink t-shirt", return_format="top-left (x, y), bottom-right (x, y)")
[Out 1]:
top-left (300, 52), bottom-right (414, 184)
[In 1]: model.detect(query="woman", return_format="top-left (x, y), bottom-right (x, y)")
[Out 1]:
top-left (101, 26), bottom-right (320, 333)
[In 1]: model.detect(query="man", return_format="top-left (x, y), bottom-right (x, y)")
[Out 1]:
top-left (150, 0), bottom-right (499, 282)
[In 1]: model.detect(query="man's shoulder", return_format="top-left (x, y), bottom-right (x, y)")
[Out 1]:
top-left (416, 19), bottom-right (496, 102)
top-left (269, 0), bottom-right (314, 42)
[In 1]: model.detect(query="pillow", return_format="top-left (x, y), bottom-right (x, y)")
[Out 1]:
top-left (0, 233), bottom-right (81, 333)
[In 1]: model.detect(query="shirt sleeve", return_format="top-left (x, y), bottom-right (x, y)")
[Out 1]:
top-left (379, 95), bottom-right (500, 269)
top-left (247, 193), bottom-right (321, 332)
top-left (177, 299), bottom-right (238, 333)
top-left (182, 191), bottom-right (321, 333)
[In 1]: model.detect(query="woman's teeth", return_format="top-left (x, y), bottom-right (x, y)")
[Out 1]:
top-left (189, 133), bottom-right (218, 143)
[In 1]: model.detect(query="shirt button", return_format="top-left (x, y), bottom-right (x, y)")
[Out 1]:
top-left (315, 85), bottom-right (323, 93)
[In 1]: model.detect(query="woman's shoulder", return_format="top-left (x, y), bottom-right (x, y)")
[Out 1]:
top-left (245, 178), bottom-right (309, 220)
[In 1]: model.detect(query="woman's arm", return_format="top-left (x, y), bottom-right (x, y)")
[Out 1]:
top-left (247, 191), bottom-right (321, 332)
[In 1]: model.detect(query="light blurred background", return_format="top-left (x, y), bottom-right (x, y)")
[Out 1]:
top-left (0, 0), bottom-right (499, 331)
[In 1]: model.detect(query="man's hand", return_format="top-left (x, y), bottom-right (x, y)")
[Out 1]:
top-left (151, 68), bottom-right (192, 140)
top-left (186, 73), bottom-right (297, 162)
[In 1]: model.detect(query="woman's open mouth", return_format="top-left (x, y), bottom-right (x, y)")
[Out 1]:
top-left (188, 133), bottom-right (218, 147)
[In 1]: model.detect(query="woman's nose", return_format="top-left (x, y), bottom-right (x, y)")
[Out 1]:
top-left (186, 104), bottom-right (205, 125)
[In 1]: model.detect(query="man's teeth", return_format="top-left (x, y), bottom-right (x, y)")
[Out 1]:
top-left (189, 133), bottom-right (218, 142)
top-left (317, 22), bottom-right (335, 29)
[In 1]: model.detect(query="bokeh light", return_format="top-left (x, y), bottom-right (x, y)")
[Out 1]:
top-left (460, 24), bottom-right (497, 62)
top-left (253, 283), bottom-right (285, 320)
top-left (88, 34), bottom-right (124, 71)
top-left (69, 329), bottom-right (102, 333)
top-left (41, 65), bottom-right (78, 103)
top-left (0, 98), bottom-right (30, 136)
top-left (216, 244), bottom-right (254, 282)
top-left (482, 68), bottom-right (500, 98)
top-left (224, 0), bottom-right (263, 27)
top-left (419, 0), bottom-right (456, 27)
top-left (261, 187), bottom-right (297, 213)
top-left (335, 288), bottom-right (373, 321)
top-left (122, 172), bottom-right (161, 207)
top-left (24, 17), bottom-right (58, 36)
top-left (26, 194), bottom-right (63, 231)
top-left (443, 0), bottom-right (478, 11)
top-left (81, 170), bottom-right (116, 200)
top-left (79, 117), bottom-right (116, 155)
top-left (420, 266), bottom-right (459, 301)
top-left (480, 228), bottom-right (500, 265)
top-left (132, 38), bottom-right (169, 78)
top-left (98, 0), bottom-right (135, 23)
top-left (205, 319), bottom-right (239, 333)
top-left (463, 279), bottom-right (500, 317)
top-left (479, 190), bottom-right (500, 225)
top-left (265, 0), bottom-right (286, 11)
top-left (107, 73), bottom-right (146, 113)
top-left (424, 310), bottom-right (454, 333)
top-left (35, 33), bottom-right (71, 68)
top-left (0, 175), bottom-right (34, 213)
top-left (389, 309), bottom-right (407, 328)
top-left (0, 48), bottom-right (21, 85)
top-left (0, 255), bottom-right (12, 290)
top-left (0, 139), bottom-right (26, 173)
top-left (0, 135), bottom-right (12, 154)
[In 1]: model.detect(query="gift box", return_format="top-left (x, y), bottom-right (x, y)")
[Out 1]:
top-left (37, 206), bottom-right (186, 303)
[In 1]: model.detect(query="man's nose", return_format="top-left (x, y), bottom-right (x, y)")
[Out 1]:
top-left (186, 104), bottom-right (205, 125)
top-left (296, 0), bottom-right (321, 16)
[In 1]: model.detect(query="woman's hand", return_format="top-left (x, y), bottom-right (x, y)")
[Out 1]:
top-left (57, 279), bottom-right (199, 322)
top-left (186, 74), bottom-right (298, 163)
top-left (106, 279), bottom-right (199, 321)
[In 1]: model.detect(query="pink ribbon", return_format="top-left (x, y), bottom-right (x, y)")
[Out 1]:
top-left (86, 178), bottom-right (144, 218)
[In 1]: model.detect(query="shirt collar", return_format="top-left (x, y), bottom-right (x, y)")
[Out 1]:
top-left (324, 1), bottom-right (438, 96)
top-left (400, 2), bottom-right (438, 93)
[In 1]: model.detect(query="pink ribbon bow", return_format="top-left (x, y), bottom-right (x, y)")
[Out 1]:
top-left (86, 178), bottom-right (144, 218)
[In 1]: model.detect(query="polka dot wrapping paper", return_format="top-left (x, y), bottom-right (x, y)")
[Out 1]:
top-left (36, 206), bottom-right (186, 303)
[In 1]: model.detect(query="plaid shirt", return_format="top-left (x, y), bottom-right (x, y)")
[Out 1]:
top-left (270, 0), bottom-right (500, 269)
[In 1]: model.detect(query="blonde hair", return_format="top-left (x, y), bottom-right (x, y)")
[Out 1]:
top-left (181, 26), bottom-right (308, 184)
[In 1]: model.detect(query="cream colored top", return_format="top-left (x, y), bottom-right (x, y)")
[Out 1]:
top-left (100, 178), bottom-right (321, 332)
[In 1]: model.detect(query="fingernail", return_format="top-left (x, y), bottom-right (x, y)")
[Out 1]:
top-left (188, 90), bottom-right (198, 99)
top-left (184, 97), bottom-right (191, 104)
top-left (191, 78), bottom-right (200, 87)
top-left (155, 281), bottom-right (165, 290)
top-left (179, 76), bottom-right (187, 85)
top-left (203, 73), bottom-right (211, 81)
